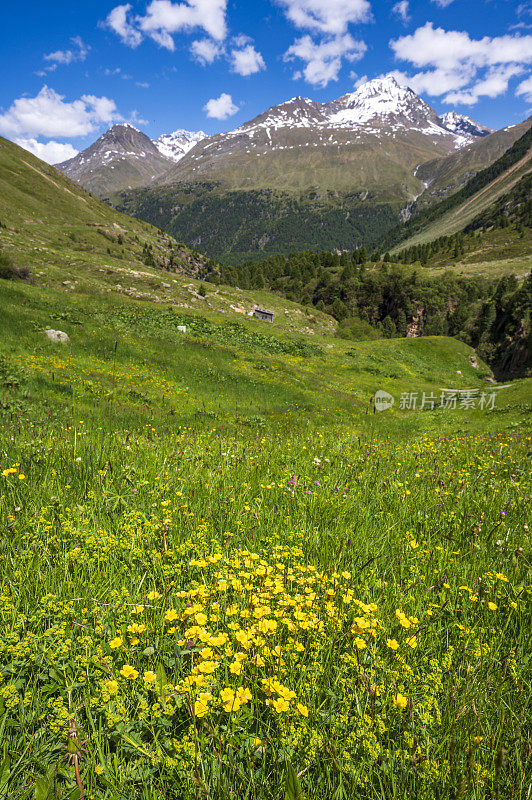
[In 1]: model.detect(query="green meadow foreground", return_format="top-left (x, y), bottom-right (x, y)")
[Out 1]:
top-left (1, 273), bottom-right (531, 799)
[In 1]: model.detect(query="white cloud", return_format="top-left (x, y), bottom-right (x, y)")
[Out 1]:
top-left (44, 36), bottom-right (89, 65)
top-left (351, 72), bottom-right (368, 88)
top-left (392, 1), bottom-right (409, 23)
top-left (230, 44), bottom-right (266, 76)
top-left (444, 65), bottom-right (524, 105)
top-left (128, 110), bottom-right (149, 125)
top-left (276, 0), bottom-right (372, 34)
top-left (516, 73), bottom-right (532, 102)
top-left (0, 86), bottom-right (122, 139)
top-left (138, 0), bottom-right (228, 50)
top-left (390, 23), bottom-right (532, 103)
top-left (391, 23), bottom-right (532, 71)
top-left (431, 0), bottom-right (454, 7)
top-left (203, 92), bottom-right (238, 118)
top-left (35, 66), bottom-right (57, 76)
top-left (284, 33), bottom-right (366, 87)
top-left (14, 138), bottom-right (79, 165)
top-left (191, 37), bottom-right (224, 64)
top-left (388, 67), bottom-right (473, 96)
top-left (232, 33), bottom-right (252, 48)
top-left (104, 4), bottom-right (143, 47)
top-left (105, 0), bottom-right (228, 50)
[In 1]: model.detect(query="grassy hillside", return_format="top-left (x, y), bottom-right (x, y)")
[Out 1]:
top-left (383, 125), bottom-right (531, 253)
top-left (1, 137), bottom-right (531, 800)
top-left (0, 136), bottom-right (215, 280)
top-left (392, 153), bottom-right (531, 253)
top-left (161, 128), bottom-right (457, 198)
top-left (415, 118), bottom-right (531, 206)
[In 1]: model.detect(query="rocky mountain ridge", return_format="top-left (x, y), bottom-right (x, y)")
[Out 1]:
top-left (57, 77), bottom-right (492, 198)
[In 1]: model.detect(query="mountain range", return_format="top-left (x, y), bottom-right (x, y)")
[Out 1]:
top-left (58, 77), bottom-right (493, 198)
top-left (53, 76), bottom-right (530, 262)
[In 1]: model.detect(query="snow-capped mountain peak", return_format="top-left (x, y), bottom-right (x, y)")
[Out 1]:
top-left (154, 129), bottom-right (207, 163)
top-left (439, 112), bottom-right (492, 138)
top-left (327, 76), bottom-right (439, 128)
top-left (232, 96), bottom-right (327, 135)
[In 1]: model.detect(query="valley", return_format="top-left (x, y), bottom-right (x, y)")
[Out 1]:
top-left (52, 77), bottom-right (531, 262)
top-left (0, 63), bottom-right (531, 800)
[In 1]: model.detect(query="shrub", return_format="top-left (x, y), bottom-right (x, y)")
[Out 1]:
top-left (0, 251), bottom-right (15, 279)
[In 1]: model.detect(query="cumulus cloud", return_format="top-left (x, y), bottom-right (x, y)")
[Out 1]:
top-left (444, 65), bottom-right (524, 106)
top-left (203, 92), bottom-right (238, 118)
top-left (0, 86), bottom-right (122, 139)
top-left (431, 0), bottom-right (454, 7)
top-left (284, 33), bottom-right (366, 87)
top-left (276, 0), bottom-right (372, 35)
top-left (388, 67), bottom-right (473, 97)
top-left (391, 23), bottom-right (532, 71)
top-left (516, 73), bottom-right (532, 102)
top-left (14, 138), bottom-right (79, 165)
top-left (230, 44), bottom-right (266, 76)
top-left (390, 23), bottom-right (532, 104)
top-left (191, 37), bottom-right (224, 64)
top-left (44, 36), bottom-right (89, 65)
top-left (106, 0), bottom-right (229, 50)
top-left (104, 4), bottom-right (143, 47)
top-left (392, 1), bottom-right (409, 23)
top-left (352, 73), bottom-right (368, 88)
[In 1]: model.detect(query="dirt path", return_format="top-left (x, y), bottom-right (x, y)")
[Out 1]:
top-left (21, 160), bottom-right (88, 204)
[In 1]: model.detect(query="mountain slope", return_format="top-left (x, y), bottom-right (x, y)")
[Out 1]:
top-left (0, 134), bottom-right (339, 338)
top-left (439, 112), bottom-right (492, 138)
top-left (159, 78), bottom-right (480, 199)
top-left (114, 181), bottom-right (398, 264)
top-left (384, 124), bottom-right (532, 252)
top-left (111, 78), bottom-right (500, 261)
top-left (56, 124), bottom-right (174, 196)
top-left (414, 119), bottom-right (531, 207)
top-left (0, 135), bottom-right (210, 279)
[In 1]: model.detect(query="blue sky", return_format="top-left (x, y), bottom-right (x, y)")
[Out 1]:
top-left (1, 0), bottom-right (531, 162)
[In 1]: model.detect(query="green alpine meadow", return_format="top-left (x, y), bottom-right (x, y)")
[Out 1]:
top-left (0, 12), bottom-right (531, 798)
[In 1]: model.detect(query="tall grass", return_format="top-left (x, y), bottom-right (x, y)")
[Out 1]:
top-left (0, 415), bottom-right (530, 799)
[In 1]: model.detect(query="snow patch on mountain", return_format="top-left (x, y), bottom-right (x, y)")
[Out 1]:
top-left (439, 112), bottom-right (492, 139)
top-left (328, 77), bottom-right (434, 126)
top-left (154, 129), bottom-right (207, 163)
top-left (217, 77), bottom-right (489, 151)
